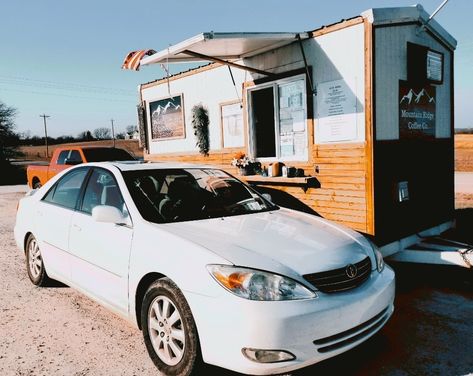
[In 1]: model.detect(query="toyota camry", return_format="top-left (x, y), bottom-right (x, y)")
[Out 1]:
top-left (14, 161), bottom-right (395, 375)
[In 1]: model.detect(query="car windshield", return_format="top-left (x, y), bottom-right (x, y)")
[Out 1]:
top-left (122, 168), bottom-right (278, 223)
top-left (82, 148), bottom-right (135, 162)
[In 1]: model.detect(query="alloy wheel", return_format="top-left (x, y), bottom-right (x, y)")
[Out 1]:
top-left (148, 295), bottom-right (186, 366)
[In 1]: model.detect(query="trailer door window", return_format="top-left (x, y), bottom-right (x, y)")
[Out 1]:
top-left (249, 76), bottom-right (307, 161)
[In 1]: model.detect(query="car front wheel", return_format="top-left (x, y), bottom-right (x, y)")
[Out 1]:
top-left (26, 234), bottom-right (50, 286)
top-left (142, 278), bottom-right (202, 376)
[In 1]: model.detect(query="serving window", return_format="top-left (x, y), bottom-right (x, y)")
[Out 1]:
top-left (247, 75), bottom-right (308, 161)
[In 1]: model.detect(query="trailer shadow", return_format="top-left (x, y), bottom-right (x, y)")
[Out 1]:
top-left (252, 186), bottom-right (321, 217)
top-left (443, 208), bottom-right (473, 245)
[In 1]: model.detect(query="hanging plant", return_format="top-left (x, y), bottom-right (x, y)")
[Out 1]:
top-left (191, 104), bottom-right (210, 156)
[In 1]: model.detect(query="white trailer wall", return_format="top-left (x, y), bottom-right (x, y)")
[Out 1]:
top-left (141, 22), bottom-right (366, 156)
top-left (245, 22), bottom-right (366, 144)
top-left (142, 66), bottom-right (246, 155)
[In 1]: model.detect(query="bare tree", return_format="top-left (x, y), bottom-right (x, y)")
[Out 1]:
top-left (93, 127), bottom-right (111, 140)
top-left (0, 101), bottom-right (20, 163)
top-left (78, 130), bottom-right (95, 141)
top-left (126, 125), bottom-right (137, 134)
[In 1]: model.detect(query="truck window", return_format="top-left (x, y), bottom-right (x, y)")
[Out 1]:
top-left (57, 150), bottom-right (70, 165)
top-left (68, 150), bottom-right (83, 163)
top-left (82, 148), bottom-right (134, 162)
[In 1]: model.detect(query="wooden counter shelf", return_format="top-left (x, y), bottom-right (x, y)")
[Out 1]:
top-left (241, 175), bottom-right (320, 192)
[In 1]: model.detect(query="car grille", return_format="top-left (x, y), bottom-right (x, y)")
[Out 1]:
top-left (303, 257), bottom-right (371, 293)
top-left (313, 306), bottom-right (390, 353)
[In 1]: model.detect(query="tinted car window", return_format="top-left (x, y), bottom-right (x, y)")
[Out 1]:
top-left (81, 169), bottom-right (126, 215)
top-left (122, 168), bottom-right (277, 223)
top-left (82, 148), bottom-right (134, 162)
top-left (68, 150), bottom-right (82, 163)
top-left (43, 168), bottom-right (88, 209)
top-left (56, 150), bottom-right (70, 165)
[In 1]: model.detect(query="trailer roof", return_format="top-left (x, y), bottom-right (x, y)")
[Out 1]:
top-left (139, 4), bottom-right (456, 79)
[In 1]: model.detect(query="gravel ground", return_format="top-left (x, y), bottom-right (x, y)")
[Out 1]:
top-left (1, 192), bottom-right (472, 376)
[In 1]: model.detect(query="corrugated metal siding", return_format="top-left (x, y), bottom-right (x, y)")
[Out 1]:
top-left (373, 23), bottom-right (454, 244)
top-left (375, 24), bottom-right (452, 140)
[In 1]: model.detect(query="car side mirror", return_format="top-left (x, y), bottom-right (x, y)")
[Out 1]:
top-left (64, 158), bottom-right (81, 166)
top-left (92, 205), bottom-right (126, 224)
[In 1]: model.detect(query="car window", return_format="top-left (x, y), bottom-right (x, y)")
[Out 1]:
top-left (56, 150), bottom-right (70, 165)
top-left (81, 168), bottom-right (126, 215)
top-left (43, 168), bottom-right (89, 209)
top-left (122, 168), bottom-right (278, 224)
top-left (68, 150), bottom-right (82, 163)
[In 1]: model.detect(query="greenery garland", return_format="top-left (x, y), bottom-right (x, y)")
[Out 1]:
top-left (191, 104), bottom-right (210, 156)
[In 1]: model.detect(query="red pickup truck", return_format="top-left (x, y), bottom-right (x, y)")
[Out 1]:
top-left (27, 146), bottom-right (135, 188)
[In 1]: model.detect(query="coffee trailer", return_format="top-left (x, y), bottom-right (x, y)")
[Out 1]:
top-left (132, 5), bottom-right (470, 266)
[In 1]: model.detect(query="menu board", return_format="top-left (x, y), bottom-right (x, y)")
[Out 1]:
top-left (278, 80), bottom-right (307, 158)
top-left (426, 50), bottom-right (443, 83)
top-left (316, 79), bottom-right (358, 143)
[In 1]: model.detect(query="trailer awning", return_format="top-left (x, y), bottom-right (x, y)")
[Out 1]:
top-left (141, 32), bottom-right (309, 73)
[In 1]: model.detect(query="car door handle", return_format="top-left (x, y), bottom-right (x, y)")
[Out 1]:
top-left (72, 224), bottom-right (82, 232)
top-left (37, 210), bottom-right (43, 217)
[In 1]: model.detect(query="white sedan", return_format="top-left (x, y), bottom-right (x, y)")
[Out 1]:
top-left (15, 162), bottom-right (395, 375)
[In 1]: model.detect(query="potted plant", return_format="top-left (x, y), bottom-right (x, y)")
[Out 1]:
top-left (231, 152), bottom-right (254, 176)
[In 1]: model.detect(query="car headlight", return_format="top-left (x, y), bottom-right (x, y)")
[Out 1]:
top-left (367, 240), bottom-right (384, 272)
top-left (207, 265), bottom-right (317, 301)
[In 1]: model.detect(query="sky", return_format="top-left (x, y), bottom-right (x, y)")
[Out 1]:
top-left (1, 0), bottom-right (472, 138)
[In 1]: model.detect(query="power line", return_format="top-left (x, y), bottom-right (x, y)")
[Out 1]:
top-left (0, 78), bottom-right (135, 97)
top-left (0, 86), bottom-right (135, 103)
top-left (0, 75), bottom-right (134, 96)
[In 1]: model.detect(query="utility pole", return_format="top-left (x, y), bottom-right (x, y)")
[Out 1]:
top-left (110, 119), bottom-right (116, 148)
top-left (39, 114), bottom-right (50, 158)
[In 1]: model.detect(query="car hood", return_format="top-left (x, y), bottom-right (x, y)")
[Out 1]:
top-left (159, 208), bottom-right (375, 279)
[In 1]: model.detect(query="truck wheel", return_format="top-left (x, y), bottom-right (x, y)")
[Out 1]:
top-left (141, 278), bottom-right (202, 376)
top-left (33, 179), bottom-right (41, 189)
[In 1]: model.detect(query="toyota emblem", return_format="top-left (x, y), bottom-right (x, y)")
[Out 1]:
top-left (345, 264), bottom-right (358, 279)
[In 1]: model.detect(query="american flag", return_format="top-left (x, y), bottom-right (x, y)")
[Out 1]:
top-left (121, 49), bottom-right (156, 71)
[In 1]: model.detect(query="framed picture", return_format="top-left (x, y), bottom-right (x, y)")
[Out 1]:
top-left (220, 101), bottom-right (244, 148)
top-left (149, 94), bottom-right (185, 140)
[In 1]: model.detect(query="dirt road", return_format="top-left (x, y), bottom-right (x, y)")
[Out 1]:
top-left (1, 191), bottom-right (472, 376)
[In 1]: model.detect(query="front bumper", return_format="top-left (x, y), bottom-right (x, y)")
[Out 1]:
top-left (184, 265), bottom-right (395, 375)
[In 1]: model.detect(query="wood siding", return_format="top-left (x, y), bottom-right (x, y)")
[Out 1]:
top-left (146, 140), bottom-right (370, 233)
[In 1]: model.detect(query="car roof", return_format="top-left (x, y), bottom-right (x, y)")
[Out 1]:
top-left (89, 161), bottom-right (222, 171)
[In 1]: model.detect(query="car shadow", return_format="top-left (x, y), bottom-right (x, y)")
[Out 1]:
top-left (45, 279), bottom-right (69, 288)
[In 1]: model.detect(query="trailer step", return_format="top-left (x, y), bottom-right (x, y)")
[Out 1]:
top-left (387, 237), bottom-right (473, 268)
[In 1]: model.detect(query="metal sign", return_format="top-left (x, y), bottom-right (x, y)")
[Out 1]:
top-left (399, 81), bottom-right (436, 139)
